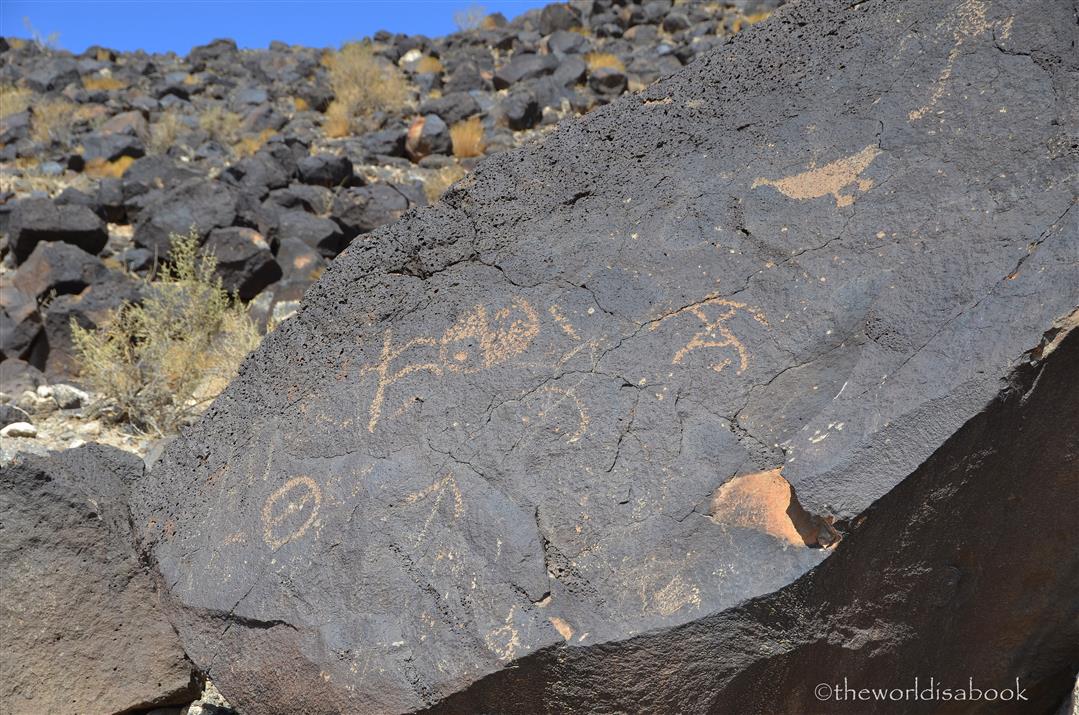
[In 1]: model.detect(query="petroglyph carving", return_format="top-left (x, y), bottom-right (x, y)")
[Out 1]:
top-left (484, 606), bottom-right (522, 662)
top-left (909, 0), bottom-right (994, 121)
top-left (262, 476), bottom-right (322, 550)
top-left (653, 297), bottom-right (768, 374)
top-left (651, 575), bottom-right (702, 617)
top-left (752, 144), bottom-right (881, 208)
top-left (520, 384), bottom-right (590, 443)
top-left (405, 473), bottom-right (465, 547)
top-left (358, 297), bottom-right (540, 431)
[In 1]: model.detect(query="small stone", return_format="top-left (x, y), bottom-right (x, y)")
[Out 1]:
top-left (1, 422), bottom-right (37, 438)
top-left (51, 383), bottom-right (90, 409)
top-left (77, 420), bottom-right (103, 437)
top-left (35, 385), bottom-right (54, 399)
top-left (69, 438), bottom-right (87, 449)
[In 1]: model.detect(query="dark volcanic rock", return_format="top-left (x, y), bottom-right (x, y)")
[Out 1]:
top-left (10, 241), bottom-right (110, 300)
top-left (7, 198), bottom-right (108, 265)
top-left (135, 1), bottom-right (1079, 713)
top-left (332, 183), bottom-right (414, 237)
top-left (0, 446), bottom-right (197, 714)
top-left (202, 226), bottom-right (282, 301)
top-left (405, 114), bottom-right (452, 162)
top-left (493, 53), bottom-right (560, 89)
top-left (133, 179), bottom-right (238, 257)
top-left (296, 153), bottom-right (354, 188)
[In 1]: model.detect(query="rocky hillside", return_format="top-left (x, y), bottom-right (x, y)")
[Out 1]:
top-left (0, 0), bottom-right (774, 391)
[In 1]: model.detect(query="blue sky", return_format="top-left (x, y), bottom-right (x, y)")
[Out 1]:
top-left (1, 1), bottom-right (550, 54)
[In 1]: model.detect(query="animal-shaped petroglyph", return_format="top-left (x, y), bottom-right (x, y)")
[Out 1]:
top-left (909, 0), bottom-right (997, 121)
top-left (751, 144), bottom-right (881, 208)
top-left (653, 297), bottom-right (768, 374)
top-left (357, 297), bottom-right (540, 431)
top-left (262, 476), bottom-right (322, 550)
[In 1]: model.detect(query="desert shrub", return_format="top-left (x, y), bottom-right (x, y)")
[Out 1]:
top-left (584, 53), bottom-right (625, 72)
top-left (423, 164), bottom-right (467, 203)
top-left (82, 75), bottom-right (127, 91)
top-left (198, 105), bottom-right (245, 145)
top-left (450, 116), bottom-right (485, 158)
top-left (72, 230), bottom-right (261, 435)
top-left (148, 109), bottom-right (187, 154)
top-left (323, 42), bottom-right (409, 136)
top-left (0, 84), bottom-right (34, 117)
top-left (30, 99), bottom-right (77, 143)
top-left (454, 4), bottom-right (488, 31)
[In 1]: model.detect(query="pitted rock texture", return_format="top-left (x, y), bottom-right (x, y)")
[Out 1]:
top-left (0, 445), bottom-right (197, 714)
top-left (135, 0), bottom-right (1079, 712)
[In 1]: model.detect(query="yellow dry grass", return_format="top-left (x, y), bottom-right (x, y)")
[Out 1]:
top-left (414, 56), bottom-right (444, 74)
top-left (423, 164), bottom-right (467, 203)
top-left (84, 155), bottom-right (136, 179)
top-left (82, 75), bottom-right (127, 91)
top-left (450, 116), bottom-right (485, 158)
top-left (198, 105), bottom-right (245, 145)
top-left (0, 85), bottom-right (34, 118)
top-left (31, 99), bottom-right (77, 143)
top-left (148, 110), bottom-right (187, 154)
top-left (584, 53), bottom-right (625, 72)
top-left (324, 42), bottom-right (409, 135)
top-left (233, 128), bottom-right (277, 158)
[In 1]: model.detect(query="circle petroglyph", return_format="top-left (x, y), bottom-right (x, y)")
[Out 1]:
top-left (261, 476), bottom-right (322, 550)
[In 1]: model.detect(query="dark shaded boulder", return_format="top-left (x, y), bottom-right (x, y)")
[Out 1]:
top-left (274, 210), bottom-right (345, 258)
top-left (133, 1), bottom-right (1079, 713)
top-left (539, 3), bottom-right (582, 35)
top-left (296, 153), bottom-right (354, 188)
top-left (276, 236), bottom-right (327, 284)
top-left (121, 155), bottom-right (202, 204)
top-left (10, 241), bottom-right (110, 300)
top-left (588, 66), bottom-right (627, 96)
top-left (7, 198), bottom-right (108, 265)
top-left (80, 131), bottom-right (145, 162)
top-left (0, 446), bottom-right (198, 714)
top-left (202, 227), bottom-right (282, 301)
top-left (0, 359), bottom-right (44, 397)
top-left (133, 179), bottom-right (238, 257)
top-left (405, 114), bottom-right (452, 162)
top-left (0, 288), bottom-right (43, 365)
top-left (502, 88), bottom-right (541, 130)
top-left (493, 53), bottom-right (559, 89)
top-left (419, 91), bottom-right (483, 126)
top-left (331, 183), bottom-right (414, 238)
top-left (24, 57), bottom-right (79, 92)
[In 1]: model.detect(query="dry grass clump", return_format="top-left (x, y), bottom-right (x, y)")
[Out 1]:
top-left (584, 53), bottom-right (625, 72)
top-left (730, 10), bottom-right (771, 34)
top-left (148, 110), bottom-right (187, 154)
top-left (414, 56), bottom-right (444, 74)
top-left (233, 128), bottom-right (277, 157)
top-left (30, 99), bottom-right (77, 144)
top-left (82, 75), bottom-right (127, 91)
top-left (423, 164), bottom-right (467, 203)
top-left (84, 155), bottom-right (135, 178)
top-left (323, 42), bottom-right (409, 137)
top-left (72, 230), bottom-right (261, 436)
top-left (198, 105), bottom-right (244, 145)
top-left (1, 84), bottom-right (34, 117)
top-left (450, 116), bottom-right (485, 158)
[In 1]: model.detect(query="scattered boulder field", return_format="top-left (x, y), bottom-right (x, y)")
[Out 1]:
top-left (3, 0), bottom-right (1079, 713)
top-left (0, 0), bottom-right (779, 391)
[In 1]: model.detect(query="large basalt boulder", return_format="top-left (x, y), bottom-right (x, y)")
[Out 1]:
top-left (1, 446), bottom-right (198, 714)
top-left (134, 0), bottom-right (1079, 713)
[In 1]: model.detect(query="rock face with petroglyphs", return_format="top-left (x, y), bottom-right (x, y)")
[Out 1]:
top-left (133, 0), bottom-right (1078, 712)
